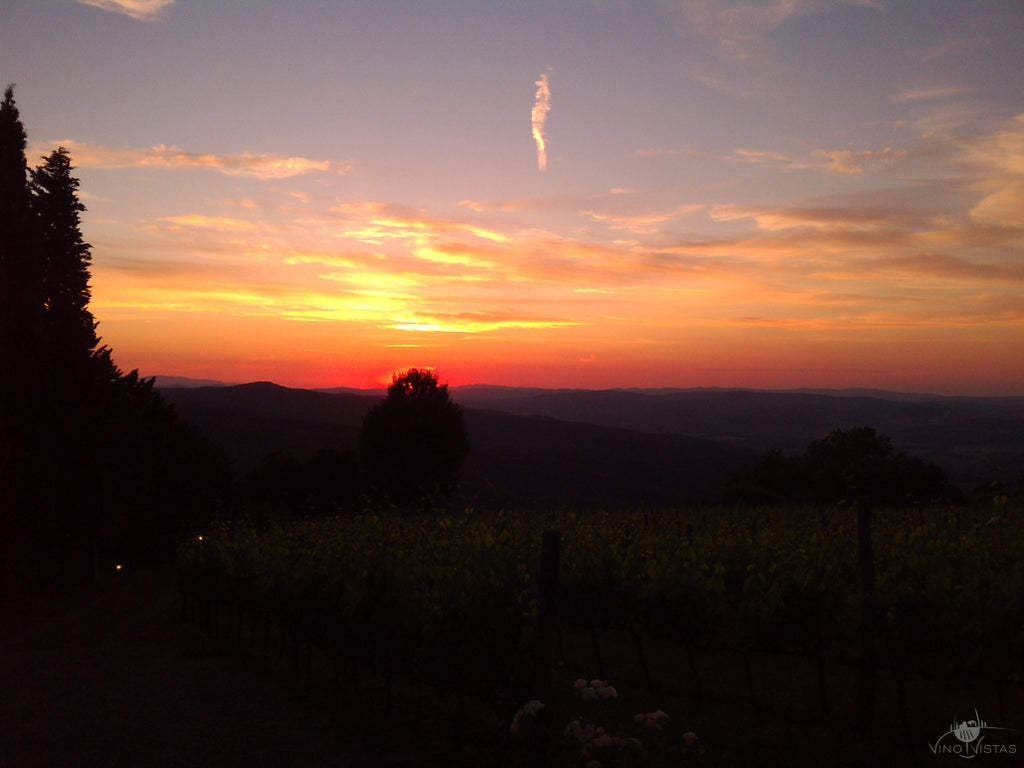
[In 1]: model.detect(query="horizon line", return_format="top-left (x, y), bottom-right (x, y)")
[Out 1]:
top-left (150, 375), bottom-right (1024, 400)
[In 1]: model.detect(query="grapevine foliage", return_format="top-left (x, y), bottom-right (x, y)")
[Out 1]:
top-left (180, 505), bottom-right (1024, 697)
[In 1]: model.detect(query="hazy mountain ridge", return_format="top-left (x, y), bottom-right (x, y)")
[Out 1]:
top-left (159, 382), bottom-right (754, 506)
top-left (450, 386), bottom-right (1024, 486)
top-left (159, 381), bottom-right (1024, 501)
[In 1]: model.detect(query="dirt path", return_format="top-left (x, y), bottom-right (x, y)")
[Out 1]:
top-left (0, 568), bottom-right (358, 768)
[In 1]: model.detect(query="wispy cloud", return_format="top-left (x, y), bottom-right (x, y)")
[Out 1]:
top-left (673, 0), bottom-right (884, 97)
top-left (532, 73), bottom-right (552, 172)
top-left (891, 85), bottom-right (971, 104)
top-left (582, 205), bottom-right (704, 234)
top-left (386, 310), bottom-right (576, 334)
top-left (677, 0), bottom-right (814, 63)
top-left (965, 113), bottom-right (1024, 229)
top-left (77, 0), bottom-right (174, 22)
top-left (810, 148), bottom-right (907, 175)
top-left (44, 140), bottom-right (346, 180)
top-left (729, 145), bottom-right (905, 175)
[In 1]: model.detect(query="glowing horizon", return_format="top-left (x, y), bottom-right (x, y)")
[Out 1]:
top-left (5, 1), bottom-right (1023, 396)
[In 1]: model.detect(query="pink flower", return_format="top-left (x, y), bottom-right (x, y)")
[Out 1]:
top-left (635, 710), bottom-right (669, 729)
top-left (593, 733), bottom-right (614, 749)
top-left (523, 699), bottom-right (545, 717)
top-left (510, 699), bottom-right (546, 736)
top-left (683, 731), bottom-right (699, 746)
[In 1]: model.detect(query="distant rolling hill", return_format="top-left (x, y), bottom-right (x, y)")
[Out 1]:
top-left (159, 382), bottom-right (1024, 506)
top-left (159, 382), bottom-right (755, 507)
top-left (449, 386), bottom-right (1024, 489)
top-left (160, 382), bottom-right (374, 471)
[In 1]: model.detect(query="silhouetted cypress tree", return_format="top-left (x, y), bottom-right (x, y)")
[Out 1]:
top-left (0, 85), bottom-right (49, 564)
top-left (30, 147), bottom-right (99, 363)
top-left (25, 148), bottom-right (108, 563)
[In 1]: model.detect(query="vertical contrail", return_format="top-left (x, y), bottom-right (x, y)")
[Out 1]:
top-left (532, 73), bottom-right (551, 172)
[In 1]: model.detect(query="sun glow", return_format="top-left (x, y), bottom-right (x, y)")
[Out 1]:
top-left (14, 1), bottom-right (1016, 395)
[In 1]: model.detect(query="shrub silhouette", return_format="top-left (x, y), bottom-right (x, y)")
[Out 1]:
top-left (728, 427), bottom-right (958, 507)
top-left (359, 369), bottom-right (469, 508)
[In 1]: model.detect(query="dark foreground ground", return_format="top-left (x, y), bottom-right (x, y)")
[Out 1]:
top-left (0, 567), bottom-right (361, 768)
top-left (3, 566), bottom-right (1013, 768)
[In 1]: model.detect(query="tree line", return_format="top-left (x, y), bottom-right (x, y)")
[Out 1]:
top-left (725, 426), bottom-right (961, 507)
top-left (1, 86), bottom-right (226, 589)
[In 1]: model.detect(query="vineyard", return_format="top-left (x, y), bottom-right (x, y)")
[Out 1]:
top-left (179, 504), bottom-right (1024, 765)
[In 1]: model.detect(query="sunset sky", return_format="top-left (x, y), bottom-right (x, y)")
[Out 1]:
top-left (3, 1), bottom-right (1022, 394)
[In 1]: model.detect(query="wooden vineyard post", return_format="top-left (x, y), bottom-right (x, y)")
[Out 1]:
top-left (533, 529), bottom-right (561, 768)
top-left (857, 496), bottom-right (876, 732)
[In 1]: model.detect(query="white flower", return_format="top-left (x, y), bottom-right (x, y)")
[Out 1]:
top-left (597, 685), bottom-right (617, 700)
top-left (574, 678), bottom-right (588, 692)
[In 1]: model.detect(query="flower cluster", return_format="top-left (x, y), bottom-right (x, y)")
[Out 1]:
top-left (564, 719), bottom-right (641, 765)
top-left (573, 678), bottom-right (618, 701)
top-left (509, 699), bottom-right (545, 736)
top-left (634, 709), bottom-right (670, 730)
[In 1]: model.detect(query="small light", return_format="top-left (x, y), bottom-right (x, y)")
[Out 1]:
top-left (197, 535), bottom-right (204, 542)
top-left (115, 564), bottom-right (123, 571)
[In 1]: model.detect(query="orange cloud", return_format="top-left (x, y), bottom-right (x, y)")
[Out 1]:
top-left (965, 114), bottom-right (1024, 228)
top-left (581, 205), bottom-right (704, 234)
top-left (77, 0), bottom-right (173, 21)
top-left (41, 140), bottom-right (346, 179)
top-left (891, 85), bottom-right (971, 103)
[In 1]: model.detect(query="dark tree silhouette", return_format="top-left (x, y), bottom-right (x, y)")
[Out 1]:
top-left (804, 427), bottom-right (897, 504)
top-left (30, 147), bottom-right (98, 360)
top-left (1, 87), bottom-right (228, 585)
top-left (727, 426), bottom-right (959, 507)
top-left (1, 85), bottom-right (48, 560)
top-left (359, 369), bottom-right (469, 508)
top-left (243, 447), bottom-right (361, 522)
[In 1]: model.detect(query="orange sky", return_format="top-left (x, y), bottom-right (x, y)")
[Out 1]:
top-left (7, 1), bottom-right (1023, 394)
